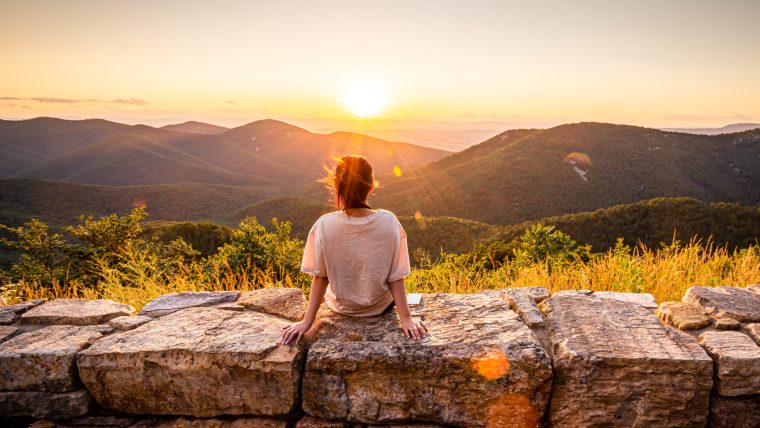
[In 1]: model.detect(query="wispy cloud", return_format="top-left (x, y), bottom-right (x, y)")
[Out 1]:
top-left (30, 97), bottom-right (80, 103)
top-left (0, 96), bottom-right (148, 105)
top-left (111, 98), bottom-right (148, 105)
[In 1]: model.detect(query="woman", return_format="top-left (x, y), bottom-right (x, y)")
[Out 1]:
top-left (280, 155), bottom-right (427, 345)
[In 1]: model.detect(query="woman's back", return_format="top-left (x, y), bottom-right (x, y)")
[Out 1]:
top-left (302, 209), bottom-right (410, 316)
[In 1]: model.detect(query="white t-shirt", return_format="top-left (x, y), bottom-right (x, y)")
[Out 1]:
top-left (301, 209), bottom-right (411, 316)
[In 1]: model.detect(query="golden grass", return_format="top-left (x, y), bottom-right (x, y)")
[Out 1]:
top-left (407, 241), bottom-right (760, 303)
top-left (4, 241), bottom-right (759, 309)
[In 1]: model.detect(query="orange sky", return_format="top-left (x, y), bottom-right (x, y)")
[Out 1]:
top-left (1, 0), bottom-right (759, 149)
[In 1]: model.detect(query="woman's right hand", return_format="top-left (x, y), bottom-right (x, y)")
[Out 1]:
top-left (401, 317), bottom-right (427, 340)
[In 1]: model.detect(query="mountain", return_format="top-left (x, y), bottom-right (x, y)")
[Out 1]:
top-left (373, 122), bottom-right (760, 224)
top-left (661, 123), bottom-right (760, 135)
top-left (0, 117), bottom-right (129, 175)
top-left (0, 178), bottom-right (272, 227)
top-left (160, 121), bottom-right (228, 135)
top-left (0, 118), bottom-right (449, 189)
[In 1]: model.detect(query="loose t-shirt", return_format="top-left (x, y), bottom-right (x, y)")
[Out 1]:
top-left (301, 209), bottom-right (410, 316)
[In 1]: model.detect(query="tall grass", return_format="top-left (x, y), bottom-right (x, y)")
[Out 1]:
top-left (406, 240), bottom-right (760, 303)
top-left (3, 240), bottom-right (759, 310)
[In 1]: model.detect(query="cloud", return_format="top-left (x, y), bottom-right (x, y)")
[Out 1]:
top-left (0, 103), bottom-right (31, 109)
top-left (30, 97), bottom-right (80, 103)
top-left (0, 96), bottom-right (148, 105)
top-left (110, 98), bottom-right (148, 105)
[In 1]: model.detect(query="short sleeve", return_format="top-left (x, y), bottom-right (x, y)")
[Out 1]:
top-left (387, 217), bottom-right (411, 282)
top-left (301, 219), bottom-right (327, 277)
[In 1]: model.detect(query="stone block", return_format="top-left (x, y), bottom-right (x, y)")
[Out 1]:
top-left (0, 325), bottom-right (109, 391)
top-left (540, 294), bottom-right (713, 427)
top-left (78, 307), bottom-right (305, 417)
top-left (139, 292), bottom-right (239, 318)
top-left (709, 394), bottom-right (760, 428)
top-left (0, 299), bottom-right (46, 325)
top-left (684, 286), bottom-right (760, 322)
top-left (699, 330), bottom-right (760, 396)
top-left (302, 293), bottom-right (552, 427)
top-left (656, 301), bottom-right (711, 330)
top-left (20, 299), bottom-right (134, 326)
top-left (503, 287), bottom-right (549, 328)
top-left (0, 389), bottom-right (93, 419)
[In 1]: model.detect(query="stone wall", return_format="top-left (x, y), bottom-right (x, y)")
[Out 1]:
top-left (1, 285), bottom-right (759, 428)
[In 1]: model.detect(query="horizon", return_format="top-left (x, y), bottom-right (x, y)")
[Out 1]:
top-left (2, 0), bottom-right (759, 150)
top-left (1, 114), bottom-right (759, 151)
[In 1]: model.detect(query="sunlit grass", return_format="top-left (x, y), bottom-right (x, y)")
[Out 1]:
top-left (406, 241), bottom-right (760, 303)
top-left (4, 240), bottom-right (759, 310)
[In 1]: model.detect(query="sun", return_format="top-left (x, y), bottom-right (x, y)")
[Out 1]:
top-left (340, 77), bottom-right (389, 118)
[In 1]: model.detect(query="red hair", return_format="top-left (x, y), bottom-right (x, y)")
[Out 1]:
top-left (330, 155), bottom-right (374, 210)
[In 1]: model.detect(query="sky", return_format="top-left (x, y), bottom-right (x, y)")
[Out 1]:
top-left (1, 0), bottom-right (759, 150)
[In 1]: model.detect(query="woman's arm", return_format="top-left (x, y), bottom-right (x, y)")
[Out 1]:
top-left (388, 278), bottom-right (427, 340)
top-left (281, 275), bottom-right (328, 345)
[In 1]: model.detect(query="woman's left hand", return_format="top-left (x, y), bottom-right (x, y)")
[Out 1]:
top-left (280, 320), bottom-right (312, 345)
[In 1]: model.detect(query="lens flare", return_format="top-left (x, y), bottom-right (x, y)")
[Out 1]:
top-left (486, 393), bottom-right (539, 428)
top-left (393, 166), bottom-right (402, 177)
top-left (471, 349), bottom-right (509, 380)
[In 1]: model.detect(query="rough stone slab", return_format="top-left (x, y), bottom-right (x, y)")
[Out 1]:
top-left (503, 287), bottom-right (548, 328)
top-left (699, 331), bottom-right (760, 396)
top-left (657, 301), bottom-right (711, 330)
top-left (0, 325), bottom-right (19, 344)
top-left (20, 299), bottom-right (134, 326)
top-left (78, 307), bottom-right (305, 417)
top-left (748, 323), bottom-right (760, 345)
top-left (0, 299), bottom-right (46, 325)
top-left (139, 292), bottom-right (239, 318)
top-left (237, 288), bottom-right (307, 321)
top-left (684, 286), bottom-right (760, 322)
top-left (131, 417), bottom-right (288, 428)
top-left (0, 325), bottom-right (109, 392)
top-left (540, 294), bottom-right (713, 427)
top-left (29, 413), bottom-right (140, 427)
top-left (296, 417), bottom-right (356, 428)
top-left (108, 315), bottom-right (152, 331)
top-left (302, 293), bottom-right (553, 427)
top-left (714, 317), bottom-right (741, 330)
top-left (748, 284), bottom-right (760, 295)
top-left (554, 290), bottom-right (658, 308)
top-left (0, 389), bottom-right (93, 419)
top-left (709, 394), bottom-right (760, 428)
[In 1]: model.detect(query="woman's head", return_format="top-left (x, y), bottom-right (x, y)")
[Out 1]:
top-left (331, 155), bottom-right (374, 210)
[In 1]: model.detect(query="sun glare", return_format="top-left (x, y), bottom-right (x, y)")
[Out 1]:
top-left (340, 77), bottom-right (389, 118)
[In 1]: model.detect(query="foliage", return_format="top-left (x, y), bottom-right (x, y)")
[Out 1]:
top-left (2, 209), bottom-right (759, 310)
top-left (0, 210), bottom-right (308, 307)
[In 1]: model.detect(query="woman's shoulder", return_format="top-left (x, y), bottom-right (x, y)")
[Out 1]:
top-left (377, 208), bottom-right (400, 217)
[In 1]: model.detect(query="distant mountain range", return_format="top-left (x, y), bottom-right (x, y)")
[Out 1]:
top-left (659, 123), bottom-right (760, 135)
top-left (2, 118), bottom-right (760, 234)
top-left (160, 121), bottom-right (228, 135)
top-left (0, 117), bottom-right (448, 189)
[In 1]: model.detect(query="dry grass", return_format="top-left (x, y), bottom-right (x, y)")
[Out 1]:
top-left (407, 241), bottom-right (760, 303)
top-left (4, 241), bottom-right (759, 309)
